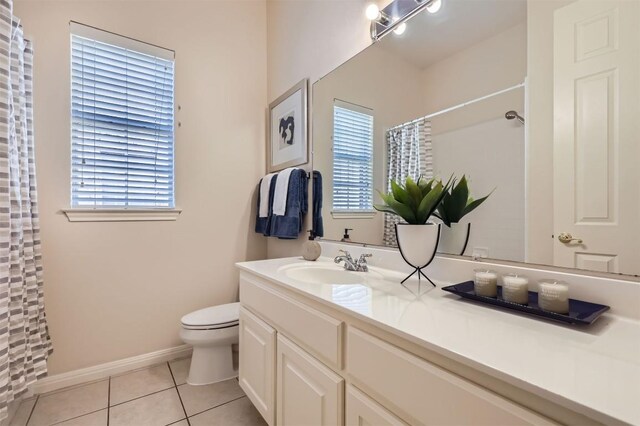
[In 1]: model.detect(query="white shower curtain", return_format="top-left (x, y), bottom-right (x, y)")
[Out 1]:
top-left (383, 118), bottom-right (433, 246)
top-left (0, 2), bottom-right (52, 421)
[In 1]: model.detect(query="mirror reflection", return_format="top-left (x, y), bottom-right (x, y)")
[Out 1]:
top-left (312, 0), bottom-right (640, 276)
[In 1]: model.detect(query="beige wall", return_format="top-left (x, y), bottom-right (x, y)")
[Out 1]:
top-left (265, 0), bottom-right (375, 258)
top-left (421, 22), bottom-right (527, 115)
top-left (16, 0), bottom-right (267, 374)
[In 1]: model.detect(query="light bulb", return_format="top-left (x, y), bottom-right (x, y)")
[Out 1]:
top-left (426, 0), bottom-right (442, 14)
top-left (393, 22), bottom-right (407, 35)
top-left (365, 3), bottom-right (380, 20)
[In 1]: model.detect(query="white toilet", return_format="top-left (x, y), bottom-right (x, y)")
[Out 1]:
top-left (179, 302), bottom-right (240, 386)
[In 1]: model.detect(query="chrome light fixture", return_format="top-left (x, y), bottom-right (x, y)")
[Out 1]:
top-left (367, 0), bottom-right (442, 41)
top-left (393, 22), bottom-right (407, 35)
top-left (365, 4), bottom-right (391, 26)
top-left (426, 0), bottom-right (442, 14)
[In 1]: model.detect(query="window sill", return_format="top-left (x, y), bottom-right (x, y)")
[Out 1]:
top-left (331, 210), bottom-right (377, 219)
top-left (62, 208), bottom-right (182, 222)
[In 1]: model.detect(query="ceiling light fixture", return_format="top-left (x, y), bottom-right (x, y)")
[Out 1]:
top-left (365, 4), bottom-right (381, 20)
top-left (393, 22), bottom-right (407, 35)
top-left (369, 0), bottom-right (441, 41)
top-left (426, 0), bottom-right (442, 14)
top-left (365, 3), bottom-right (390, 26)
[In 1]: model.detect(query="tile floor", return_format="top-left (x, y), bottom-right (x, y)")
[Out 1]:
top-left (10, 358), bottom-right (266, 426)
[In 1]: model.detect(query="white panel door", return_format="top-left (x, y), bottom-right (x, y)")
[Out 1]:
top-left (346, 385), bottom-right (407, 426)
top-left (277, 334), bottom-right (344, 426)
top-left (239, 307), bottom-right (276, 426)
top-left (553, 0), bottom-right (640, 273)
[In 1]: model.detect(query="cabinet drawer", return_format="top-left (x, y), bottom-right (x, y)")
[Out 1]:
top-left (346, 328), bottom-right (555, 426)
top-left (239, 307), bottom-right (276, 426)
top-left (240, 273), bottom-right (343, 368)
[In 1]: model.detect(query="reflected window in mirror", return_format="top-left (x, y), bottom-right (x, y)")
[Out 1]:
top-left (331, 100), bottom-right (374, 216)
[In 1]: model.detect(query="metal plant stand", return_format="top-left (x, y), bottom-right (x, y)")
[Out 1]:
top-left (395, 223), bottom-right (441, 295)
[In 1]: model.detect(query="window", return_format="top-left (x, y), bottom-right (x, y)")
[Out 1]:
top-left (332, 100), bottom-right (374, 214)
top-left (70, 23), bottom-right (175, 209)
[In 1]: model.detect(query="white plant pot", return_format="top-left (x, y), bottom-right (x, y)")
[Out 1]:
top-left (438, 222), bottom-right (471, 256)
top-left (395, 223), bottom-right (441, 268)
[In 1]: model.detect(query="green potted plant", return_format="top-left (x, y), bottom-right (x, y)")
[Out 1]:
top-left (435, 175), bottom-right (492, 255)
top-left (374, 176), bottom-right (450, 286)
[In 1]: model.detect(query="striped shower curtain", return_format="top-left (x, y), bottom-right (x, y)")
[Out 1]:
top-left (0, 2), bottom-right (52, 421)
top-left (382, 118), bottom-right (433, 246)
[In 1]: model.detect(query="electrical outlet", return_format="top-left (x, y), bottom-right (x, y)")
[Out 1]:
top-left (472, 247), bottom-right (489, 259)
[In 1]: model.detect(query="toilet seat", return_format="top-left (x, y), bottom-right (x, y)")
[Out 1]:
top-left (182, 321), bottom-right (239, 331)
top-left (181, 302), bottom-right (240, 330)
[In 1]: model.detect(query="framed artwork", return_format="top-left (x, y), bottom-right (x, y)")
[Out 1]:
top-left (268, 79), bottom-right (308, 173)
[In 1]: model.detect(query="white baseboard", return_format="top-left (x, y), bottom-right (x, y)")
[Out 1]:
top-left (32, 344), bottom-right (192, 395)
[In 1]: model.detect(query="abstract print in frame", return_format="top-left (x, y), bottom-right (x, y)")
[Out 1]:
top-left (268, 79), bottom-right (308, 172)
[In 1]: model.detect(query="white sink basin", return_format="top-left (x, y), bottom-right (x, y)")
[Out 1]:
top-left (279, 263), bottom-right (382, 285)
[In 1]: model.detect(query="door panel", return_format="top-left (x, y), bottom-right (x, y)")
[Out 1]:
top-left (239, 307), bottom-right (276, 426)
top-left (277, 334), bottom-right (344, 426)
top-left (574, 69), bottom-right (614, 223)
top-left (575, 252), bottom-right (618, 272)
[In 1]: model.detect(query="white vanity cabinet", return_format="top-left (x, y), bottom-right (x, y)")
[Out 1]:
top-left (239, 274), bottom-right (345, 426)
top-left (239, 271), bottom-right (560, 426)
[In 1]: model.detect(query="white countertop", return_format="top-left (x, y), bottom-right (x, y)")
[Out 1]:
top-left (236, 256), bottom-right (640, 425)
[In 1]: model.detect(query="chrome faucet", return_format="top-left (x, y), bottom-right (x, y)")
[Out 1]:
top-left (334, 250), bottom-right (357, 270)
top-left (355, 253), bottom-right (372, 272)
top-left (334, 250), bottom-right (372, 272)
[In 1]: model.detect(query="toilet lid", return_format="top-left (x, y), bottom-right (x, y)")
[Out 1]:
top-left (181, 302), bottom-right (240, 327)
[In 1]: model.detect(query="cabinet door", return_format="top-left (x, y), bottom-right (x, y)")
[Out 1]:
top-left (346, 385), bottom-right (407, 426)
top-left (239, 307), bottom-right (276, 426)
top-left (277, 334), bottom-right (344, 426)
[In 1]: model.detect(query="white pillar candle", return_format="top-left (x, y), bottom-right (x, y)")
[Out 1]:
top-left (501, 274), bottom-right (529, 305)
top-left (538, 280), bottom-right (570, 314)
top-left (474, 269), bottom-right (498, 297)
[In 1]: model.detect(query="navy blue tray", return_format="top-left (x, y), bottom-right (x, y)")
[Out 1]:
top-left (441, 281), bottom-right (610, 325)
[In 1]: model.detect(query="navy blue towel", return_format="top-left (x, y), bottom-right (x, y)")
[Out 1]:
top-left (312, 171), bottom-right (324, 238)
top-left (255, 174), bottom-right (278, 236)
top-left (270, 169), bottom-right (308, 239)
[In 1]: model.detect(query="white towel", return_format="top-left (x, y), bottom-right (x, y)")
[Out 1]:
top-left (272, 167), bottom-right (296, 216)
top-left (259, 173), bottom-right (276, 218)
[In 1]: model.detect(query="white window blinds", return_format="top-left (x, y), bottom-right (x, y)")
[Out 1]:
top-left (332, 100), bottom-right (374, 212)
top-left (71, 23), bottom-right (175, 208)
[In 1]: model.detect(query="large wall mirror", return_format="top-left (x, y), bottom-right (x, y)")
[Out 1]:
top-left (312, 0), bottom-right (639, 277)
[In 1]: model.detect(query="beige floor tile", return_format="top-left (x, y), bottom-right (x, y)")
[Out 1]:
top-left (168, 357), bottom-right (191, 386)
top-left (177, 379), bottom-right (245, 417)
top-left (8, 396), bottom-right (37, 426)
top-left (167, 421), bottom-right (189, 426)
top-left (189, 397), bottom-right (266, 426)
top-left (109, 388), bottom-right (185, 426)
top-left (29, 380), bottom-right (108, 426)
top-left (110, 363), bottom-right (175, 406)
top-left (54, 409), bottom-right (107, 426)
